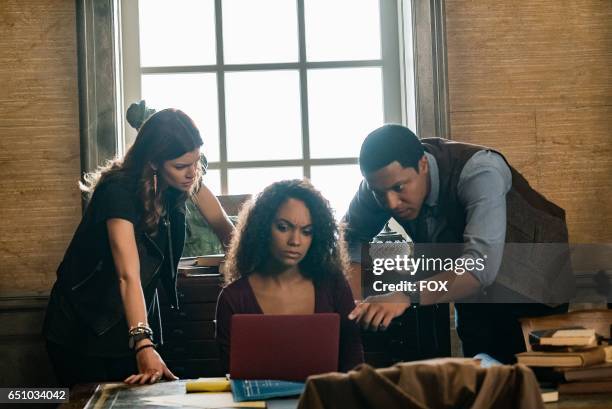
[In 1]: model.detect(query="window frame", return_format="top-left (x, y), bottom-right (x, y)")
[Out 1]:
top-left (76, 0), bottom-right (124, 175)
top-left (120, 0), bottom-right (405, 195)
top-left (78, 0), bottom-right (450, 192)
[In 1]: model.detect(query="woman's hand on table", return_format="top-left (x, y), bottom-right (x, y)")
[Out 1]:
top-left (124, 343), bottom-right (178, 384)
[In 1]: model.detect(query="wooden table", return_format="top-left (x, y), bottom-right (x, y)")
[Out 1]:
top-left (58, 384), bottom-right (99, 409)
top-left (59, 381), bottom-right (612, 409)
top-left (59, 380), bottom-right (272, 409)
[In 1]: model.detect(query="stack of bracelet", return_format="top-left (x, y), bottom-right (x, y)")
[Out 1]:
top-left (128, 322), bottom-right (154, 351)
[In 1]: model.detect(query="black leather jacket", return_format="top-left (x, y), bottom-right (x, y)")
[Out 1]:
top-left (46, 179), bottom-right (185, 339)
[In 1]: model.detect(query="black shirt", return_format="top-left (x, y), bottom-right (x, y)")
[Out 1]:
top-left (44, 179), bottom-right (178, 357)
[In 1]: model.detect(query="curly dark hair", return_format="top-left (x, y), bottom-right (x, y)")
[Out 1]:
top-left (224, 179), bottom-right (350, 285)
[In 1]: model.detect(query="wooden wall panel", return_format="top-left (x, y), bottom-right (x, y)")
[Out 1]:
top-left (446, 0), bottom-right (612, 112)
top-left (0, 0), bottom-right (81, 295)
top-left (536, 107), bottom-right (612, 242)
top-left (446, 0), bottom-right (612, 243)
top-left (449, 111), bottom-right (540, 188)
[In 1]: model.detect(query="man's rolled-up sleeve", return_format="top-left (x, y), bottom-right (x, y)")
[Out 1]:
top-left (457, 151), bottom-right (512, 287)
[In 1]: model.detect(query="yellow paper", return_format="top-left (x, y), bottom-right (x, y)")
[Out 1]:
top-left (143, 393), bottom-right (265, 408)
top-left (186, 377), bottom-right (231, 393)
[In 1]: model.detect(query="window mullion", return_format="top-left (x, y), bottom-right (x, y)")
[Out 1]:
top-left (296, 0), bottom-right (310, 179)
top-left (207, 157), bottom-right (358, 170)
top-left (120, 0), bottom-right (142, 150)
top-left (140, 60), bottom-right (383, 75)
top-left (380, 0), bottom-right (403, 125)
top-left (214, 0), bottom-right (228, 194)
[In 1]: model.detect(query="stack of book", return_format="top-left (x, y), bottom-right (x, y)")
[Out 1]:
top-left (516, 327), bottom-right (612, 395)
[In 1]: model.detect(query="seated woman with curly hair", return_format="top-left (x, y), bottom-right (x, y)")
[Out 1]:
top-left (215, 179), bottom-right (364, 373)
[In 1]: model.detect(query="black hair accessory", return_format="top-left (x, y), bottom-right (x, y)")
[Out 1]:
top-left (126, 100), bottom-right (157, 130)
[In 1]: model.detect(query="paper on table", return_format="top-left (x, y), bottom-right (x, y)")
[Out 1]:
top-left (186, 377), bottom-right (231, 392)
top-left (142, 392), bottom-right (265, 408)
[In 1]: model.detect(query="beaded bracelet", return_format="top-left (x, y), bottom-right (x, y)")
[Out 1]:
top-left (128, 323), bottom-right (152, 337)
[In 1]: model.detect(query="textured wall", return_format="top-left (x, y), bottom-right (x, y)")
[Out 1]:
top-left (446, 0), bottom-right (612, 242)
top-left (0, 0), bottom-right (81, 295)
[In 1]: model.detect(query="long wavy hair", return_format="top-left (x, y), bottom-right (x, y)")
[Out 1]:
top-left (80, 108), bottom-right (204, 233)
top-left (224, 179), bottom-right (350, 285)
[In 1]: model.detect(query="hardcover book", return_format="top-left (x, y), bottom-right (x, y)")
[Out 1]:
top-left (516, 346), bottom-right (606, 367)
top-left (529, 326), bottom-right (597, 347)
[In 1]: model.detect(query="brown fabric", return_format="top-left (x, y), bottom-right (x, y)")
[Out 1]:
top-left (297, 361), bottom-right (544, 409)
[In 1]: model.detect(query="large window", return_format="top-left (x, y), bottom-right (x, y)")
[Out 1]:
top-left (120, 0), bottom-right (410, 217)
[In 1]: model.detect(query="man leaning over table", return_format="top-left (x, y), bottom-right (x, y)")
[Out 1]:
top-left (343, 124), bottom-right (574, 364)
